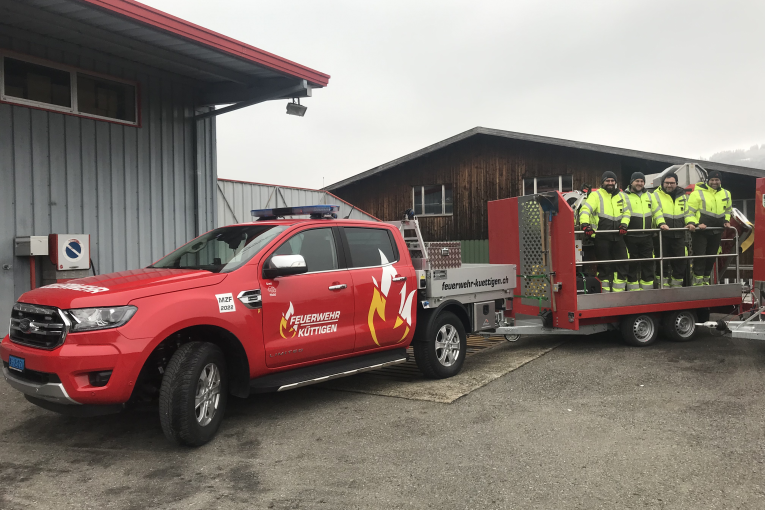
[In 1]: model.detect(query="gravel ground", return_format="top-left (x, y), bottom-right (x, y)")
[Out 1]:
top-left (1, 330), bottom-right (764, 510)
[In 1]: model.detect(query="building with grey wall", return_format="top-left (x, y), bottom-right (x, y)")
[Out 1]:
top-left (0, 0), bottom-right (330, 326)
top-left (217, 178), bottom-right (378, 226)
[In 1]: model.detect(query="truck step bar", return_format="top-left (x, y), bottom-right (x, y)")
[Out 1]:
top-left (250, 348), bottom-right (408, 393)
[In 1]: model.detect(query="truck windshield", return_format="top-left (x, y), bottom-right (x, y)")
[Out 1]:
top-left (150, 225), bottom-right (287, 273)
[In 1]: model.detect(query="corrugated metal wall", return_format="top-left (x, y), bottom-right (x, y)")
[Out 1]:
top-left (0, 33), bottom-right (217, 327)
top-left (460, 240), bottom-right (489, 263)
top-left (216, 179), bottom-right (377, 226)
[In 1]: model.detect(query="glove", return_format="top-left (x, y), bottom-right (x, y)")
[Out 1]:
top-left (619, 224), bottom-right (628, 235)
top-left (582, 224), bottom-right (595, 237)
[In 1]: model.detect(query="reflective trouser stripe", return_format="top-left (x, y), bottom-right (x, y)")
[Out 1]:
top-left (703, 276), bottom-right (711, 285)
top-left (611, 281), bottom-right (627, 292)
top-left (692, 274), bottom-right (705, 286)
top-left (626, 282), bottom-right (641, 291)
top-left (640, 280), bottom-right (654, 290)
top-left (670, 278), bottom-right (683, 288)
top-left (601, 280), bottom-right (611, 291)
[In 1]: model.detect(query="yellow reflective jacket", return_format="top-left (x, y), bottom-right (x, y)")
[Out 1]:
top-left (624, 188), bottom-right (664, 237)
top-left (687, 182), bottom-right (732, 229)
top-left (579, 188), bottom-right (630, 240)
top-left (652, 187), bottom-right (694, 238)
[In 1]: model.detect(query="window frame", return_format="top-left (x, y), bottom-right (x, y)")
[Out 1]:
top-left (522, 175), bottom-right (573, 195)
top-left (0, 50), bottom-right (140, 127)
top-left (263, 226), bottom-right (348, 276)
top-left (338, 226), bottom-right (400, 270)
top-left (412, 184), bottom-right (453, 217)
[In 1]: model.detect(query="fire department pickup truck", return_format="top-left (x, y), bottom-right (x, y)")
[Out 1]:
top-left (2, 206), bottom-right (515, 446)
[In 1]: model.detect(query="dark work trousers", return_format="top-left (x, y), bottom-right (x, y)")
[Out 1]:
top-left (692, 230), bottom-right (724, 280)
top-left (594, 237), bottom-right (629, 291)
top-left (624, 236), bottom-right (655, 288)
top-left (652, 235), bottom-right (687, 286)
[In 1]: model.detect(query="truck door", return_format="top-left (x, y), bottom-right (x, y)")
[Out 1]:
top-left (261, 227), bottom-right (355, 368)
top-left (341, 226), bottom-right (417, 351)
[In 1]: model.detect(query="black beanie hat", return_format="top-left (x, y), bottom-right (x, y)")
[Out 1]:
top-left (630, 172), bottom-right (646, 185)
top-left (661, 172), bottom-right (679, 185)
top-left (602, 171), bottom-right (617, 183)
top-left (707, 170), bottom-right (722, 181)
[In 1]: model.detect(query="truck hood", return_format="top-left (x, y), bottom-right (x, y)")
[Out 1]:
top-left (18, 268), bottom-right (227, 309)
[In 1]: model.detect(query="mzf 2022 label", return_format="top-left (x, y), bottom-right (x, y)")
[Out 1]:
top-left (215, 293), bottom-right (236, 313)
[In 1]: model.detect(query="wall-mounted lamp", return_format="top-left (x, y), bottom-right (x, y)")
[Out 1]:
top-left (286, 98), bottom-right (307, 117)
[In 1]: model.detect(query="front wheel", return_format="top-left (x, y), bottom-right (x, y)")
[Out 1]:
top-left (413, 311), bottom-right (467, 379)
top-left (159, 342), bottom-right (228, 446)
top-left (620, 314), bottom-right (658, 347)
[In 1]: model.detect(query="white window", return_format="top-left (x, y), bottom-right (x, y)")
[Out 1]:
top-left (0, 52), bottom-right (138, 126)
top-left (522, 175), bottom-right (573, 195)
top-left (412, 184), bottom-right (453, 216)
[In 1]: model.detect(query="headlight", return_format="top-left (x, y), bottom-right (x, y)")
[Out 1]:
top-left (66, 306), bottom-right (138, 332)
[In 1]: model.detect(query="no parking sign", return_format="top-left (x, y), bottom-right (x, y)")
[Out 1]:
top-left (49, 234), bottom-right (91, 270)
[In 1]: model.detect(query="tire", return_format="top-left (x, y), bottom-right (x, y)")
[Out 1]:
top-left (620, 314), bottom-right (658, 347)
top-left (159, 342), bottom-right (228, 446)
top-left (413, 311), bottom-right (467, 379)
top-left (661, 309), bottom-right (698, 342)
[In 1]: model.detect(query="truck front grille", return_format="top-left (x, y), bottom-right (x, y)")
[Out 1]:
top-left (9, 303), bottom-right (69, 350)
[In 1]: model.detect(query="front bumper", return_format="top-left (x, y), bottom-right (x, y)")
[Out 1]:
top-left (3, 365), bottom-right (79, 405)
top-left (1, 331), bottom-right (149, 406)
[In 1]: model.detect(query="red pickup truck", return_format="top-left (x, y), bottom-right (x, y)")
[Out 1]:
top-left (2, 206), bottom-right (515, 445)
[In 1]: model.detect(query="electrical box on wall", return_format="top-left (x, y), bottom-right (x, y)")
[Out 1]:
top-left (14, 236), bottom-right (49, 256)
top-left (48, 234), bottom-right (91, 270)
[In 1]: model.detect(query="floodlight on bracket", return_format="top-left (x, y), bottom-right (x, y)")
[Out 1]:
top-left (286, 98), bottom-right (307, 117)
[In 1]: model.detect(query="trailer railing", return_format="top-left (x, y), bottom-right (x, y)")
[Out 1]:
top-left (573, 226), bottom-right (740, 288)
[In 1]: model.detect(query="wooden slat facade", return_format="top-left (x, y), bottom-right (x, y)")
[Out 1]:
top-left (330, 134), bottom-right (673, 241)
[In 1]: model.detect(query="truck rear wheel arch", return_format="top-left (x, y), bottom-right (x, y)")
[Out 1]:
top-left (414, 300), bottom-right (472, 341)
top-left (133, 326), bottom-right (250, 402)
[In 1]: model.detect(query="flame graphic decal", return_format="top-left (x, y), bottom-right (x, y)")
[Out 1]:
top-left (367, 250), bottom-right (417, 345)
top-left (280, 302), bottom-right (297, 338)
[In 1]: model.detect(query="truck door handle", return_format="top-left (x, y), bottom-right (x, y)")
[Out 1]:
top-left (328, 284), bottom-right (347, 291)
top-left (392, 276), bottom-right (406, 282)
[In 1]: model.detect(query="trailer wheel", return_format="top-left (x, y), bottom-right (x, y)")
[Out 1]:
top-left (661, 310), bottom-right (698, 342)
top-left (504, 334), bottom-right (521, 342)
top-left (620, 314), bottom-right (658, 347)
top-left (159, 342), bottom-right (228, 446)
top-left (413, 311), bottom-right (467, 379)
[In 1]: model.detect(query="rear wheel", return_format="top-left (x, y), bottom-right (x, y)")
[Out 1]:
top-left (661, 310), bottom-right (698, 342)
top-left (620, 314), bottom-right (658, 347)
top-left (413, 311), bottom-right (467, 379)
top-left (159, 342), bottom-right (228, 446)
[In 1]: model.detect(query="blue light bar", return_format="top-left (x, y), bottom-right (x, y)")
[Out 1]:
top-left (251, 205), bottom-right (340, 218)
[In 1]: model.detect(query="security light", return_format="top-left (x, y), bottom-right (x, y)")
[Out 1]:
top-left (286, 98), bottom-right (307, 117)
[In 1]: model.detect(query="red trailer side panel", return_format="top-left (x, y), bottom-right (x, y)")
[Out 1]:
top-left (754, 178), bottom-right (765, 284)
top-left (549, 192), bottom-right (578, 330)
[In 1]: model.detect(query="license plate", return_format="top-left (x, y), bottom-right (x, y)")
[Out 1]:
top-left (8, 355), bottom-right (24, 373)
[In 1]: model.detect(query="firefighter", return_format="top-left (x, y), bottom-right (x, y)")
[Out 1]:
top-left (687, 171), bottom-right (732, 285)
top-left (624, 172), bottom-right (665, 291)
top-left (652, 172), bottom-right (696, 288)
top-left (579, 171), bottom-right (631, 292)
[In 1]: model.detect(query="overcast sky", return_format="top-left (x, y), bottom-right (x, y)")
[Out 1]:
top-left (144, 0), bottom-right (765, 189)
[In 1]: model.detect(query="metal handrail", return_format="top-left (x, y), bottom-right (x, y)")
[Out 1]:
top-left (573, 226), bottom-right (740, 286)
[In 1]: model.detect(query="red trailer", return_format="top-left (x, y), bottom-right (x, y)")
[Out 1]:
top-left (487, 190), bottom-right (747, 346)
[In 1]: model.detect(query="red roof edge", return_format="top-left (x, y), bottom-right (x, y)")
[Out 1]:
top-left (217, 178), bottom-right (381, 221)
top-left (79, 0), bottom-right (330, 87)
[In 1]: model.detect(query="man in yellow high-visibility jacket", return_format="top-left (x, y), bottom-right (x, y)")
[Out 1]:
top-left (652, 172), bottom-right (697, 287)
top-left (687, 171), bottom-right (732, 285)
top-left (579, 171), bottom-right (631, 292)
top-left (623, 172), bottom-right (665, 290)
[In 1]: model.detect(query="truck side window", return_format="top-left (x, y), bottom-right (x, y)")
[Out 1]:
top-left (344, 227), bottom-right (398, 268)
top-left (270, 228), bottom-right (338, 273)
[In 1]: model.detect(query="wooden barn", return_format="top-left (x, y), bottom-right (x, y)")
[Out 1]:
top-left (326, 128), bottom-right (763, 254)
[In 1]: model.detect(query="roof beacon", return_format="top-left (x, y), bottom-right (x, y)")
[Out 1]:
top-left (251, 205), bottom-right (340, 220)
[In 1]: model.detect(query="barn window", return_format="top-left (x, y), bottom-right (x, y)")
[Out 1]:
top-left (412, 184), bottom-right (453, 216)
top-left (1, 52), bottom-right (138, 126)
top-left (522, 175), bottom-right (573, 195)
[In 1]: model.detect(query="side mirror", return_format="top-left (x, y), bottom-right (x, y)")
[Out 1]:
top-left (263, 254), bottom-right (308, 279)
